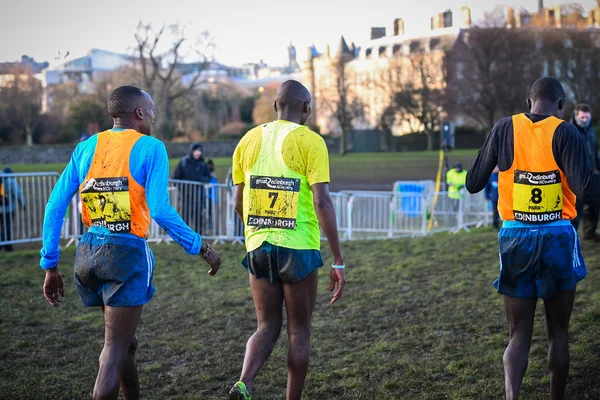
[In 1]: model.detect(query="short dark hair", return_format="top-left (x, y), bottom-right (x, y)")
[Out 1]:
top-left (107, 86), bottom-right (145, 118)
top-left (574, 103), bottom-right (591, 113)
top-left (529, 77), bottom-right (565, 103)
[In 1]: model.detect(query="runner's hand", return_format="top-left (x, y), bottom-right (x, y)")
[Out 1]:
top-left (201, 242), bottom-right (221, 276)
top-left (43, 267), bottom-right (64, 306)
top-left (329, 267), bottom-right (346, 304)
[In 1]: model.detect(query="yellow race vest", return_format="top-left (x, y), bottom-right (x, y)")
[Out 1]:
top-left (243, 122), bottom-right (320, 252)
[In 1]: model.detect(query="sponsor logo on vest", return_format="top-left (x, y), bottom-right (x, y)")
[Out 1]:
top-left (247, 215), bottom-right (297, 230)
top-left (514, 170), bottom-right (561, 186)
top-left (81, 177), bottom-right (129, 193)
top-left (514, 211), bottom-right (562, 223)
top-left (91, 219), bottom-right (131, 233)
top-left (250, 175), bottom-right (301, 192)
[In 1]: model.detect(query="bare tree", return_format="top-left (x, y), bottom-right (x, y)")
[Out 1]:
top-left (479, 5), bottom-right (507, 28)
top-left (447, 27), bottom-right (540, 129)
top-left (540, 29), bottom-right (600, 113)
top-left (252, 82), bottom-right (279, 125)
top-left (395, 53), bottom-right (445, 151)
top-left (375, 52), bottom-right (444, 151)
top-left (134, 22), bottom-right (214, 139)
top-left (323, 56), bottom-right (364, 155)
top-left (0, 65), bottom-right (42, 145)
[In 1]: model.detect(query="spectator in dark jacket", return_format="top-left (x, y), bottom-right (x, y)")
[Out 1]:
top-left (171, 143), bottom-right (213, 234)
top-left (485, 166), bottom-right (500, 231)
top-left (171, 142), bottom-right (213, 183)
top-left (571, 104), bottom-right (600, 240)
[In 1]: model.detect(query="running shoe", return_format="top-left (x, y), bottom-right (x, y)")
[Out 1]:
top-left (229, 381), bottom-right (252, 400)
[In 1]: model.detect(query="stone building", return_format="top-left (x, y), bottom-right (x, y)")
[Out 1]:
top-left (303, 2), bottom-right (600, 137)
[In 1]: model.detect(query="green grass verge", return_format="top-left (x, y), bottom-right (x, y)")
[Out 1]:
top-left (1, 230), bottom-right (598, 399)
top-left (7, 150), bottom-right (478, 191)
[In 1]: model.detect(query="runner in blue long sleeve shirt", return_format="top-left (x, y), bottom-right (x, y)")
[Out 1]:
top-left (40, 86), bottom-right (221, 400)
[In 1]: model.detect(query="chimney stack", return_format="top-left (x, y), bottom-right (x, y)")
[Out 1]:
top-left (554, 6), bottom-right (562, 27)
top-left (460, 6), bottom-right (471, 28)
top-left (442, 9), bottom-right (453, 28)
top-left (538, 0), bottom-right (544, 13)
top-left (371, 27), bottom-right (386, 40)
top-left (507, 7), bottom-right (516, 28)
top-left (394, 18), bottom-right (405, 36)
top-left (592, 7), bottom-right (600, 28)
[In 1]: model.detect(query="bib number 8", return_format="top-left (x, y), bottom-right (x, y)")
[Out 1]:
top-left (531, 188), bottom-right (543, 204)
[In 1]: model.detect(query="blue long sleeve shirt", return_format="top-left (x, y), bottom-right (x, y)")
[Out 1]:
top-left (40, 131), bottom-right (202, 269)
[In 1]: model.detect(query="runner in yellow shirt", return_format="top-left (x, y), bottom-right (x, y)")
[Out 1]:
top-left (228, 80), bottom-right (346, 400)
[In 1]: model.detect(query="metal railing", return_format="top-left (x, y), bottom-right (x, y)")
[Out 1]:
top-left (0, 175), bottom-right (493, 247)
top-left (0, 172), bottom-right (60, 247)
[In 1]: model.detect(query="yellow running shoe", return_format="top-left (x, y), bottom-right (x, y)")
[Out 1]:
top-left (229, 381), bottom-right (252, 400)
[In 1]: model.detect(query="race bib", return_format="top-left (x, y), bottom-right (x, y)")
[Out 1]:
top-left (81, 177), bottom-right (132, 233)
top-left (513, 169), bottom-right (563, 223)
top-left (247, 175), bottom-right (300, 230)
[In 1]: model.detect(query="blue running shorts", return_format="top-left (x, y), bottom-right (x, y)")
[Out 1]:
top-left (73, 231), bottom-right (155, 307)
top-left (496, 220), bottom-right (587, 299)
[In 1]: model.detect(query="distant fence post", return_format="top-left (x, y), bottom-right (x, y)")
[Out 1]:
top-left (388, 194), bottom-right (394, 238)
top-left (347, 195), bottom-right (354, 241)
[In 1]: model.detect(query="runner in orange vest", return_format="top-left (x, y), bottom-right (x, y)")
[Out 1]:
top-left (40, 86), bottom-right (221, 400)
top-left (466, 77), bottom-right (600, 400)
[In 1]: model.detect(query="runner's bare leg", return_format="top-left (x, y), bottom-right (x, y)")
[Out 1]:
top-left (239, 275), bottom-right (284, 394)
top-left (503, 296), bottom-right (537, 400)
top-left (544, 289), bottom-right (575, 400)
top-left (93, 305), bottom-right (143, 400)
top-left (283, 270), bottom-right (318, 400)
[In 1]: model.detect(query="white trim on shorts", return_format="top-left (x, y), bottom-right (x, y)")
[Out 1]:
top-left (144, 241), bottom-right (153, 287)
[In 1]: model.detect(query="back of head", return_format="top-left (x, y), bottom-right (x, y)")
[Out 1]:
top-left (2, 167), bottom-right (12, 174)
top-left (529, 77), bottom-right (565, 104)
top-left (107, 86), bottom-right (145, 119)
top-left (275, 80), bottom-right (312, 124)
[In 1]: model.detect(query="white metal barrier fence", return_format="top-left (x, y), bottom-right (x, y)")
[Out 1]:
top-left (0, 175), bottom-right (493, 247)
top-left (0, 172), bottom-right (60, 247)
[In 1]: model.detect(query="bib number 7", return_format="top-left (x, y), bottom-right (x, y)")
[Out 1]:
top-left (247, 175), bottom-right (301, 230)
top-left (268, 192), bottom-right (279, 208)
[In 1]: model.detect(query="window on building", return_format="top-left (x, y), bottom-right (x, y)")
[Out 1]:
top-left (456, 62), bottom-right (465, 80)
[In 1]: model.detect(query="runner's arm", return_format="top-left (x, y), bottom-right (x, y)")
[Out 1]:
top-left (40, 155), bottom-right (80, 269)
top-left (466, 122), bottom-right (501, 194)
top-left (145, 142), bottom-right (203, 255)
top-left (312, 183), bottom-right (346, 304)
top-left (232, 142), bottom-right (246, 222)
top-left (234, 184), bottom-right (243, 221)
top-left (312, 183), bottom-right (343, 264)
top-left (553, 122), bottom-right (600, 200)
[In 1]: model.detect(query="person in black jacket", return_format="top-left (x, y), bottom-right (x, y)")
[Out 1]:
top-left (171, 143), bottom-right (213, 234)
top-left (571, 104), bottom-right (600, 241)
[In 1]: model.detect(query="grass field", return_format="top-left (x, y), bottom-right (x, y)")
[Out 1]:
top-left (1, 230), bottom-right (599, 399)
top-left (7, 150), bottom-right (479, 191)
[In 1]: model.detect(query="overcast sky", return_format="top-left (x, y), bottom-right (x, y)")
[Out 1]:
top-left (1, 0), bottom-right (598, 67)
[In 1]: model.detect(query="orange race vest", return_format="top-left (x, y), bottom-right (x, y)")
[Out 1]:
top-left (79, 129), bottom-right (151, 238)
top-left (498, 114), bottom-right (577, 223)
